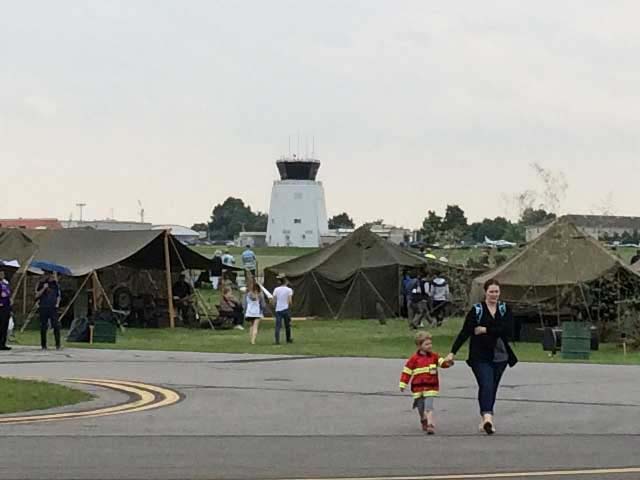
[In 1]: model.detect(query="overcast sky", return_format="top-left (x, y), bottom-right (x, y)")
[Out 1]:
top-left (2, 1), bottom-right (639, 229)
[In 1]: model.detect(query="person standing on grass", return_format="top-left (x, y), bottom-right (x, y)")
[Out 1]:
top-left (0, 271), bottom-right (12, 351)
top-left (243, 280), bottom-right (266, 345)
top-left (210, 250), bottom-right (223, 290)
top-left (429, 272), bottom-right (450, 326)
top-left (222, 249), bottom-right (235, 267)
top-left (241, 245), bottom-right (257, 278)
top-left (410, 272), bottom-right (430, 329)
top-left (445, 278), bottom-right (517, 435)
top-left (272, 275), bottom-right (293, 344)
top-left (35, 270), bottom-right (62, 350)
top-left (401, 270), bottom-right (416, 320)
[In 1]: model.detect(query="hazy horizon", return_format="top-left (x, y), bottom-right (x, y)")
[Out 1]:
top-left (2, 1), bottom-right (639, 230)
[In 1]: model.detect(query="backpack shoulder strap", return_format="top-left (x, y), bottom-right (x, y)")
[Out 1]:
top-left (473, 303), bottom-right (483, 323)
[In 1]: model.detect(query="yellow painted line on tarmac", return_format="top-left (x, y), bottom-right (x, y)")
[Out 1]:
top-left (290, 466), bottom-right (640, 480)
top-left (0, 378), bottom-right (180, 425)
top-left (91, 379), bottom-right (182, 412)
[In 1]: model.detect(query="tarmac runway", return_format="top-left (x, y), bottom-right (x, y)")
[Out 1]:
top-left (0, 347), bottom-right (639, 480)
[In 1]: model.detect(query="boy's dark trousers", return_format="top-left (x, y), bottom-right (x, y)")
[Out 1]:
top-left (39, 306), bottom-right (60, 349)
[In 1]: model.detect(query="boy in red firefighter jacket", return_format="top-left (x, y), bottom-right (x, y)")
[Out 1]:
top-left (399, 331), bottom-right (452, 434)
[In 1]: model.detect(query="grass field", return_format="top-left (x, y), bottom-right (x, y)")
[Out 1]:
top-left (14, 317), bottom-right (639, 365)
top-left (193, 245), bottom-right (315, 272)
top-left (0, 377), bottom-right (93, 415)
top-left (193, 244), bottom-right (638, 271)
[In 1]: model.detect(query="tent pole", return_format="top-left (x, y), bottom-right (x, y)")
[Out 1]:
top-left (164, 231), bottom-right (176, 328)
top-left (22, 274), bottom-right (27, 316)
top-left (10, 252), bottom-right (37, 305)
top-left (92, 271), bottom-right (125, 333)
top-left (57, 274), bottom-right (93, 328)
top-left (91, 271), bottom-right (99, 314)
top-left (335, 272), bottom-right (359, 320)
top-left (361, 271), bottom-right (396, 318)
top-left (19, 303), bottom-right (39, 333)
top-left (168, 235), bottom-right (215, 329)
top-left (311, 271), bottom-right (336, 317)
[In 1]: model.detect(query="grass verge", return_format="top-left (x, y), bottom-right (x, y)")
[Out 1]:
top-left (14, 317), bottom-right (640, 365)
top-left (0, 377), bottom-right (93, 415)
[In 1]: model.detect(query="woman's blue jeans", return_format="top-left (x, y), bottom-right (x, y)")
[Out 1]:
top-left (470, 361), bottom-right (507, 415)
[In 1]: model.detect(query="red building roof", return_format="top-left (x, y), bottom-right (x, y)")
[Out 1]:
top-left (0, 218), bottom-right (63, 230)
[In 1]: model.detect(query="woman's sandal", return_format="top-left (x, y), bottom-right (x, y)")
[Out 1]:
top-left (426, 424), bottom-right (435, 435)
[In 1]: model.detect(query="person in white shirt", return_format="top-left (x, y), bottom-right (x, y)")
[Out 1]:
top-left (222, 249), bottom-right (235, 267)
top-left (429, 273), bottom-right (450, 326)
top-left (272, 275), bottom-right (293, 344)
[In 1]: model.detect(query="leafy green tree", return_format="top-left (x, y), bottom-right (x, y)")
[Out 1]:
top-left (469, 217), bottom-right (525, 243)
top-left (252, 212), bottom-right (268, 232)
top-left (208, 197), bottom-right (268, 240)
top-left (520, 207), bottom-right (556, 226)
top-left (441, 205), bottom-right (468, 242)
top-left (328, 213), bottom-right (355, 229)
top-left (191, 223), bottom-right (208, 232)
top-left (420, 210), bottom-right (442, 244)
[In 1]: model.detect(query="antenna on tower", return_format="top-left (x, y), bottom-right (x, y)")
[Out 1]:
top-left (137, 200), bottom-right (145, 224)
top-left (312, 136), bottom-right (315, 157)
top-left (288, 136), bottom-right (291, 157)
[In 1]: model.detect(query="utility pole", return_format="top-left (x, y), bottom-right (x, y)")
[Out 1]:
top-left (76, 203), bottom-right (86, 223)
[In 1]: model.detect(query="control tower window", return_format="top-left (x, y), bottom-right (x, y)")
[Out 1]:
top-left (276, 158), bottom-right (320, 181)
top-left (294, 219), bottom-right (302, 224)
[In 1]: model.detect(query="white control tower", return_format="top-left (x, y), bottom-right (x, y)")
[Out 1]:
top-left (267, 155), bottom-right (329, 247)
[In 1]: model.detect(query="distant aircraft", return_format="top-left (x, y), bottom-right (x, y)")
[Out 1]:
top-left (484, 236), bottom-right (517, 248)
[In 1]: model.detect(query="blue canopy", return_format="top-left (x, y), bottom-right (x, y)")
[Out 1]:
top-left (30, 260), bottom-right (72, 276)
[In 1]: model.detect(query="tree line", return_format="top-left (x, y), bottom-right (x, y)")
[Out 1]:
top-left (192, 197), bottom-right (555, 243)
top-left (420, 205), bottom-right (556, 245)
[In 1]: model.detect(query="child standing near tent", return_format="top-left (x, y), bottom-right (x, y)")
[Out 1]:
top-left (399, 331), bottom-right (452, 434)
top-left (243, 280), bottom-right (266, 345)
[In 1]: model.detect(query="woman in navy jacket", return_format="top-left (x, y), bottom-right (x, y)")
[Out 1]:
top-left (445, 279), bottom-right (517, 435)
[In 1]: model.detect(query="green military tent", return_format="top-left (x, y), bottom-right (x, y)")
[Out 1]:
top-left (470, 219), bottom-right (640, 317)
top-left (0, 228), bottom-right (211, 275)
top-left (264, 226), bottom-right (479, 319)
top-left (0, 229), bottom-right (39, 265)
top-left (0, 228), bottom-right (214, 328)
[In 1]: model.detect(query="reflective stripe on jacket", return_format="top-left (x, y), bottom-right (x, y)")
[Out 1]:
top-left (399, 351), bottom-right (446, 395)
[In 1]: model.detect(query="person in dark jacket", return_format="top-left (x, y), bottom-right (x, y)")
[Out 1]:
top-left (210, 250), bottom-right (223, 290)
top-left (0, 271), bottom-right (12, 351)
top-left (35, 271), bottom-right (62, 350)
top-left (445, 278), bottom-right (517, 435)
